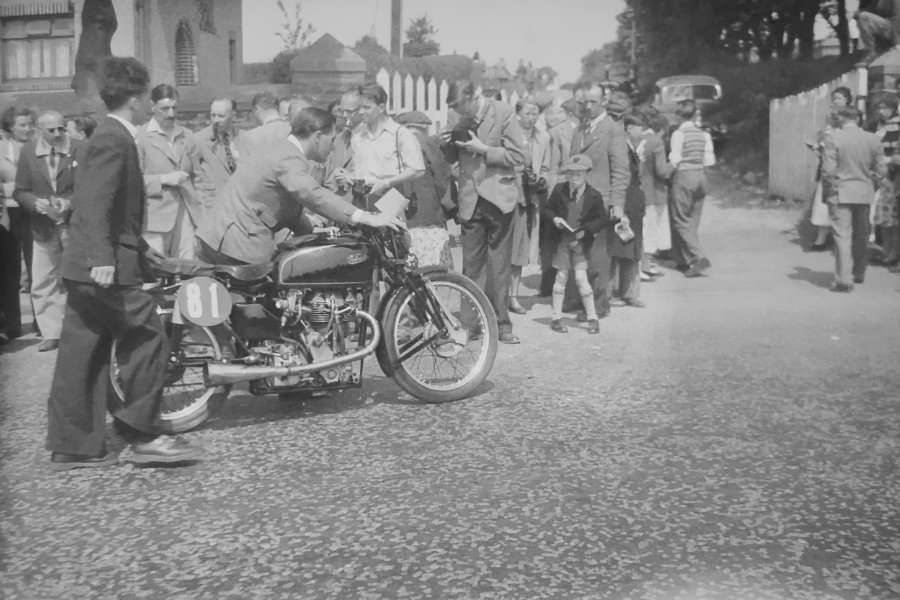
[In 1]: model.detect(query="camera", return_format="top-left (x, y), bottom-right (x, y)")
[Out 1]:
top-left (450, 116), bottom-right (479, 143)
top-left (522, 167), bottom-right (547, 195)
top-left (351, 179), bottom-right (373, 197)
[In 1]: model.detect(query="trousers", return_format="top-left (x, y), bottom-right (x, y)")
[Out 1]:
top-left (830, 203), bottom-right (870, 286)
top-left (461, 197), bottom-right (514, 332)
top-left (31, 227), bottom-right (68, 340)
top-left (46, 280), bottom-right (167, 456)
top-left (669, 169), bottom-right (708, 267)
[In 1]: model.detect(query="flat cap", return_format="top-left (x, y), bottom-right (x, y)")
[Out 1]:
top-left (563, 153), bottom-right (593, 172)
top-left (395, 110), bottom-right (432, 127)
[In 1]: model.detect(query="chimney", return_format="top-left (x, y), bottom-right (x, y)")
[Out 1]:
top-left (391, 0), bottom-right (403, 57)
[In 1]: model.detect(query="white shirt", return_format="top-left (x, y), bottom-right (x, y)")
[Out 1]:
top-left (668, 121), bottom-right (715, 167)
top-left (352, 117), bottom-right (425, 181)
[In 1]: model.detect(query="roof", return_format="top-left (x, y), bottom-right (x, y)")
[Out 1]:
top-left (290, 33), bottom-right (366, 73)
top-left (655, 75), bottom-right (721, 87)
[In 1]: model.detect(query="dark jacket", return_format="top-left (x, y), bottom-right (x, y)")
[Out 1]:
top-left (405, 133), bottom-right (452, 228)
top-left (14, 137), bottom-right (83, 242)
top-left (63, 117), bottom-right (150, 284)
top-left (543, 182), bottom-right (612, 266)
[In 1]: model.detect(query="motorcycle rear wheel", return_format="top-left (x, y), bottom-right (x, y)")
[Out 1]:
top-left (381, 271), bottom-right (498, 403)
top-left (110, 319), bottom-right (230, 433)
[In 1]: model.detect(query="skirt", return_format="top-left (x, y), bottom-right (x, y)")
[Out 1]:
top-left (510, 204), bottom-right (532, 268)
top-left (409, 226), bottom-right (452, 269)
top-left (873, 185), bottom-right (900, 227)
top-left (809, 180), bottom-right (831, 227)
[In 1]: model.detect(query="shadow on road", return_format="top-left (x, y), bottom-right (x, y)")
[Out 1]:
top-left (788, 266), bottom-right (833, 288)
top-left (204, 374), bottom-right (496, 431)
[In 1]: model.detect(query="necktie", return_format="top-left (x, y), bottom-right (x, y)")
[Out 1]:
top-left (49, 148), bottom-right (58, 171)
top-left (222, 133), bottom-right (236, 173)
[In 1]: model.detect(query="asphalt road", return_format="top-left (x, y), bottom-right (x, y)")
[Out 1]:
top-left (2, 181), bottom-right (899, 599)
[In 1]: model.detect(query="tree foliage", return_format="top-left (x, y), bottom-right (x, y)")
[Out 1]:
top-left (275, 0), bottom-right (315, 50)
top-left (583, 0), bottom-right (856, 86)
top-left (404, 15), bottom-right (440, 58)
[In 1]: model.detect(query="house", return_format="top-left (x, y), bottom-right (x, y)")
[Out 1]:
top-left (0, 0), bottom-right (243, 113)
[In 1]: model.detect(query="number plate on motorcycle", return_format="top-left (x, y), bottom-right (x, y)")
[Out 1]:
top-left (176, 276), bottom-right (231, 327)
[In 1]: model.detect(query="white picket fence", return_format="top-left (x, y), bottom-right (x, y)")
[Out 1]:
top-left (375, 68), bottom-right (525, 134)
top-left (768, 68), bottom-right (865, 202)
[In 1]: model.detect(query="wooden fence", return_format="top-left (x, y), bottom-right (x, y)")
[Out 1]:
top-left (768, 68), bottom-right (864, 202)
top-left (375, 68), bottom-right (526, 134)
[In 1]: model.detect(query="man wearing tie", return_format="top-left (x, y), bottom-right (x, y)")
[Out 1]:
top-left (192, 97), bottom-right (244, 213)
top-left (441, 80), bottom-right (527, 344)
top-left (13, 111), bottom-right (83, 352)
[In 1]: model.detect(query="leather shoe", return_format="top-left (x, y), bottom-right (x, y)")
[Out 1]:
top-left (38, 338), bottom-right (59, 352)
top-left (685, 257), bottom-right (711, 278)
top-left (587, 319), bottom-right (600, 334)
top-left (550, 319), bottom-right (568, 333)
top-left (129, 435), bottom-right (204, 465)
top-left (498, 331), bottom-right (521, 344)
top-left (625, 299), bottom-right (646, 308)
top-left (508, 300), bottom-right (528, 315)
top-left (829, 282), bottom-right (853, 293)
top-left (51, 451), bottom-right (118, 471)
top-left (853, 275), bottom-right (864, 284)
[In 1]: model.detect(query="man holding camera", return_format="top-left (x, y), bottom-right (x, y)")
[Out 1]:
top-left (337, 84), bottom-right (424, 210)
top-left (441, 81), bottom-right (527, 344)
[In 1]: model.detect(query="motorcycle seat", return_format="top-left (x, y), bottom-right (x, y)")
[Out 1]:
top-left (214, 262), bottom-right (273, 282)
top-left (154, 258), bottom-right (272, 282)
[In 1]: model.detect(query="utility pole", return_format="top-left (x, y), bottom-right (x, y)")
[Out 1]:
top-left (391, 0), bottom-right (403, 57)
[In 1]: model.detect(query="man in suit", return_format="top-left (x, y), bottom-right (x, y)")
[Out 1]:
top-left (136, 84), bottom-right (202, 259)
top-left (192, 97), bottom-right (245, 212)
top-left (441, 81), bottom-right (527, 344)
top-left (13, 110), bottom-right (83, 352)
top-left (323, 89), bottom-right (363, 203)
top-left (196, 107), bottom-right (403, 266)
top-left (565, 88), bottom-right (630, 318)
top-left (242, 91), bottom-right (291, 160)
top-left (823, 106), bottom-right (887, 291)
top-left (47, 56), bottom-right (203, 470)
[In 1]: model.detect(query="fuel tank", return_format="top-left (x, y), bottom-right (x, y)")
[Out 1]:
top-left (277, 237), bottom-right (375, 287)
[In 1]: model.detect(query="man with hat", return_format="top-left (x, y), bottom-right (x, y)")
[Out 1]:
top-left (565, 88), bottom-right (630, 318)
top-left (396, 110), bottom-right (454, 268)
top-left (543, 153), bottom-right (612, 334)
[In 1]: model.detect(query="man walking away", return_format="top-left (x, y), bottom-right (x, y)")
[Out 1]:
top-left (823, 106), bottom-right (887, 292)
top-left (668, 99), bottom-right (715, 278)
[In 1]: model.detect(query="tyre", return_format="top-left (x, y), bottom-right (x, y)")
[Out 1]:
top-left (110, 318), bottom-right (231, 433)
top-left (381, 271), bottom-right (498, 403)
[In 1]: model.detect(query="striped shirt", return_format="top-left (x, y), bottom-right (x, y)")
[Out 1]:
top-left (669, 121), bottom-right (715, 170)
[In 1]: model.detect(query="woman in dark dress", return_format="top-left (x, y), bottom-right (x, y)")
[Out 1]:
top-left (609, 112), bottom-right (647, 307)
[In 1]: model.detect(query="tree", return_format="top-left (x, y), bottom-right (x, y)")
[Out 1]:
top-left (403, 15), bottom-right (440, 58)
top-left (72, 0), bottom-right (117, 104)
top-left (275, 0), bottom-right (315, 50)
top-left (354, 34), bottom-right (389, 56)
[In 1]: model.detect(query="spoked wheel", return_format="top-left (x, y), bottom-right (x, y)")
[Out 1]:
top-left (110, 318), bottom-right (231, 433)
top-left (381, 271), bottom-right (498, 403)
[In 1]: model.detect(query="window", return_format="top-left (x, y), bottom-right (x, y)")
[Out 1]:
top-left (1, 15), bottom-right (74, 81)
top-left (175, 20), bottom-right (198, 86)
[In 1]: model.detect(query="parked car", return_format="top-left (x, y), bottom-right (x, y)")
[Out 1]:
top-left (653, 74), bottom-right (728, 143)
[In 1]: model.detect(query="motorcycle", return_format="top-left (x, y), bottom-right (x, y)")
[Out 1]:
top-left (109, 226), bottom-right (498, 433)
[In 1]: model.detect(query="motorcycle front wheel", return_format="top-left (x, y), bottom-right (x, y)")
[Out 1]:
top-left (110, 318), bottom-right (231, 433)
top-left (381, 271), bottom-right (498, 403)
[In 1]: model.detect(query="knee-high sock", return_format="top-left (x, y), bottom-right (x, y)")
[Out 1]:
top-left (574, 269), bottom-right (597, 320)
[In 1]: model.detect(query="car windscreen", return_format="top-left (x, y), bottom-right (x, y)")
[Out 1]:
top-left (660, 84), bottom-right (720, 104)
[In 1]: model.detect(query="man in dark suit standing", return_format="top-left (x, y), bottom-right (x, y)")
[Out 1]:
top-left (441, 81), bottom-right (527, 344)
top-left (13, 110), bottom-right (83, 352)
top-left (46, 57), bottom-right (203, 470)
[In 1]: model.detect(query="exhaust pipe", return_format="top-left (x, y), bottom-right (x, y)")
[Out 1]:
top-left (205, 310), bottom-right (382, 386)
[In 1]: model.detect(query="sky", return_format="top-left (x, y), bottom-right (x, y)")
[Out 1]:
top-left (242, 0), bottom-right (625, 84)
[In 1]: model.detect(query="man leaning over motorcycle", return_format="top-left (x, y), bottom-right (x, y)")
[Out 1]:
top-left (196, 107), bottom-right (404, 266)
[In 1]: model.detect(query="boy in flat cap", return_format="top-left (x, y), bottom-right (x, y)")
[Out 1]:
top-left (543, 154), bottom-right (612, 333)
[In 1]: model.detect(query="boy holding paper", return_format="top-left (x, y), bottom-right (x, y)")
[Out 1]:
top-left (543, 154), bottom-right (612, 334)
